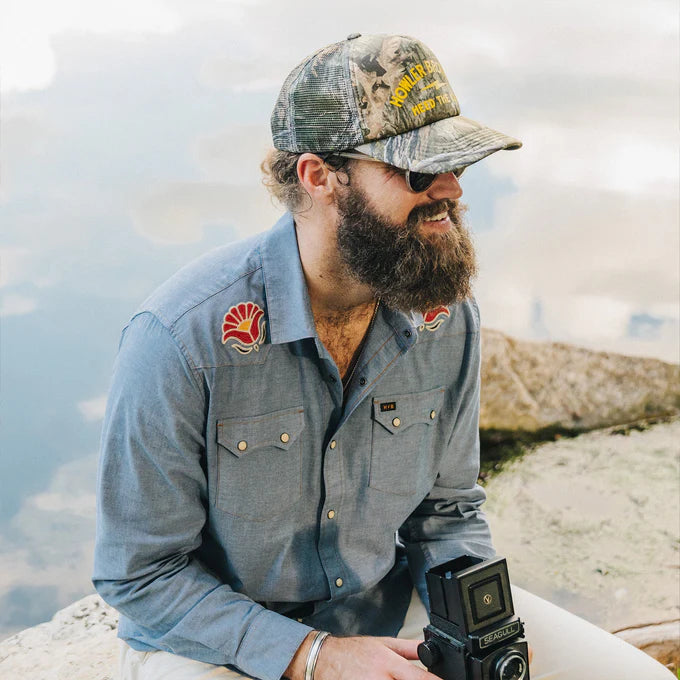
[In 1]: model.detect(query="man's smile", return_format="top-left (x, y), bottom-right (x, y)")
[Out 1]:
top-left (420, 211), bottom-right (452, 232)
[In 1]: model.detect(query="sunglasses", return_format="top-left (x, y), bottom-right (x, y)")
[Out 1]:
top-left (327, 151), bottom-right (465, 193)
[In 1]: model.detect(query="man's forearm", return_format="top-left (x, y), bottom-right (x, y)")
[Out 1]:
top-left (94, 552), bottom-right (314, 680)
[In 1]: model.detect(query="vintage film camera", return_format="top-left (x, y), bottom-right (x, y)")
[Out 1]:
top-left (417, 555), bottom-right (530, 680)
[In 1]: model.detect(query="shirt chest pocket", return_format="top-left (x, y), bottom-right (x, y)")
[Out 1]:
top-left (370, 387), bottom-right (445, 496)
top-left (215, 406), bottom-right (304, 520)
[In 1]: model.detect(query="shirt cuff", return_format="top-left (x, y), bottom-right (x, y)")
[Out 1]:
top-left (234, 607), bottom-right (315, 680)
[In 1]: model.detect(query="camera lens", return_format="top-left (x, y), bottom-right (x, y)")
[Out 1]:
top-left (494, 651), bottom-right (527, 680)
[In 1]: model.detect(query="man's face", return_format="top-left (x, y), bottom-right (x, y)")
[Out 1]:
top-left (333, 163), bottom-right (477, 313)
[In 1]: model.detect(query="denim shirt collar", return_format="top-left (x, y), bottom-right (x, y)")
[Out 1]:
top-left (261, 213), bottom-right (317, 345)
top-left (261, 212), bottom-right (418, 349)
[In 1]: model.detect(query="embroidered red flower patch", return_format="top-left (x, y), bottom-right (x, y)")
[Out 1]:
top-left (221, 302), bottom-right (266, 354)
top-left (419, 306), bottom-right (450, 332)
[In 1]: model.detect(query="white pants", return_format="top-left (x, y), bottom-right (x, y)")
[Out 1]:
top-left (119, 586), bottom-right (675, 679)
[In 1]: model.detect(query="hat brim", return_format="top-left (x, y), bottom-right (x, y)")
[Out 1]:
top-left (354, 115), bottom-right (521, 174)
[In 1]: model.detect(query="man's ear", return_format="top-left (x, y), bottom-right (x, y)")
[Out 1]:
top-left (297, 153), bottom-right (335, 206)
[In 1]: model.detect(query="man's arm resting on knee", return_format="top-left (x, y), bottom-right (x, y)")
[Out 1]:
top-left (93, 312), bottom-right (314, 680)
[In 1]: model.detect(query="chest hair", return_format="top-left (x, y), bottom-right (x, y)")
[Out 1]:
top-left (315, 307), bottom-right (376, 381)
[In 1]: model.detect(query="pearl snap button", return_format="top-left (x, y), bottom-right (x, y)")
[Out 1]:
top-left (327, 510), bottom-right (335, 519)
top-left (330, 440), bottom-right (337, 449)
top-left (392, 417), bottom-right (401, 427)
top-left (335, 578), bottom-right (344, 587)
top-left (280, 432), bottom-right (290, 443)
top-left (237, 440), bottom-right (247, 451)
top-left (430, 410), bottom-right (436, 420)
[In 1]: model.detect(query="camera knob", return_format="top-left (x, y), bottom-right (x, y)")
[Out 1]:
top-left (417, 640), bottom-right (440, 667)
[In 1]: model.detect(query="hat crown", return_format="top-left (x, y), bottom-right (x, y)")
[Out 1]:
top-left (271, 34), bottom-right (459, 153)
top-left (350, 35), bottom-right (460, 143)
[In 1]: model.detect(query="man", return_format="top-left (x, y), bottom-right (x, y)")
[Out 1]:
top-left (94, 33), bottom-right (674, 680)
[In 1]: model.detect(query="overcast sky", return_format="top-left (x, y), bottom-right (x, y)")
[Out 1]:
top-left (0, 0), bottom-right (678, 637)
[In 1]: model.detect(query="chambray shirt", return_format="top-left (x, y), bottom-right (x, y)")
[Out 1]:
top-left (93, 213), bottom-right (494, 680)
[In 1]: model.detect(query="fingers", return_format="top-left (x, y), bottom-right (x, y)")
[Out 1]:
top-left (314, 635), bottom-right (441, 680)
top-left (379, 637), bottom-right (421, 660)
top-left (379, 638), bottom-right (441, 680)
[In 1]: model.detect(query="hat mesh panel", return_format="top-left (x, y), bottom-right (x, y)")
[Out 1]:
top-left (272, 42), bottom-right (364, 152)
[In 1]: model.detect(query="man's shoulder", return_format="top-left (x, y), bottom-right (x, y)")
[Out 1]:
top-left (137, 231), bottom-right (267, 329)
top-left (459, 296), bottom-right (481, 333)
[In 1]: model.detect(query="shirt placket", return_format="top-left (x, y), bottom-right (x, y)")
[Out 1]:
top-left (314, 311), bottom-right (418, 598)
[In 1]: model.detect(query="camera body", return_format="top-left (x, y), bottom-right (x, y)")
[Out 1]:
top-left (417, 555), bottom-right (530, 680)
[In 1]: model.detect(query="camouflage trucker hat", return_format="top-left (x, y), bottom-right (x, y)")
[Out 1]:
top-left (271, 33), bottom-right (521, 174)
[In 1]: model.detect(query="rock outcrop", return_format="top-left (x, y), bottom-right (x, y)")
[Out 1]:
top-left (0, 595), bottom-right (118, 679)
top-left (479, 329), bottom-right (679, 434)
top-left (614, 621), bottom-right (680, 671)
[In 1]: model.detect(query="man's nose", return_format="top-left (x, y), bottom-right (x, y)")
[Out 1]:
top-left (426, 172), bottom-right (463, 201)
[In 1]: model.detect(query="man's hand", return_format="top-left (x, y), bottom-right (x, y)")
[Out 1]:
top-left (284, 632), bottom-right (443, 680)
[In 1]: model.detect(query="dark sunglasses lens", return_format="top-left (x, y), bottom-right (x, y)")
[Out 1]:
top-left (406, 170), bottom-right (437, 192)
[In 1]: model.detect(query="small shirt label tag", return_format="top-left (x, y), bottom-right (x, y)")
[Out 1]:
top-left (380, 402), bottom-right (397, 412)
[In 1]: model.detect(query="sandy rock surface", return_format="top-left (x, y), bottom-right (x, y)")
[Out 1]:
top-left (0, 595), bottom-right (119, 680)
top-left (483, 418), bottom-right (680, 669)
top-left (480, 329), bottom-right (679, 432)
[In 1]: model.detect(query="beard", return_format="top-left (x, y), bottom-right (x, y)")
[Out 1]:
top-left (334, 182), bottom-right (478, 313)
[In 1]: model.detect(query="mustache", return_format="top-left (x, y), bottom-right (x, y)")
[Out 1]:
top-left (407, 200), bottom-right (461, 230)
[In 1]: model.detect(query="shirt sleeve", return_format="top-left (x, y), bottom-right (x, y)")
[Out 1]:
top-left (399, 308), bottom-right (495, 607)
top-left (92, 312), bottom-right (312, 680)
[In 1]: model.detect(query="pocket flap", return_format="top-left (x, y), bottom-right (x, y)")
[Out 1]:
top-left (217, 406), bottom-right (305, 458)
top-left (372, 387), bottom-right (445, 435)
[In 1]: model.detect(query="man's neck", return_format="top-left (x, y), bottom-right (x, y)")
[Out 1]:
top-left (294, 215), bottom-right (376, 321)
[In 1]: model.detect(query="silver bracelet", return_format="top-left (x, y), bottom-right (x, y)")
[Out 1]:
top-left (304, 630), bottom-right (330, 680)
